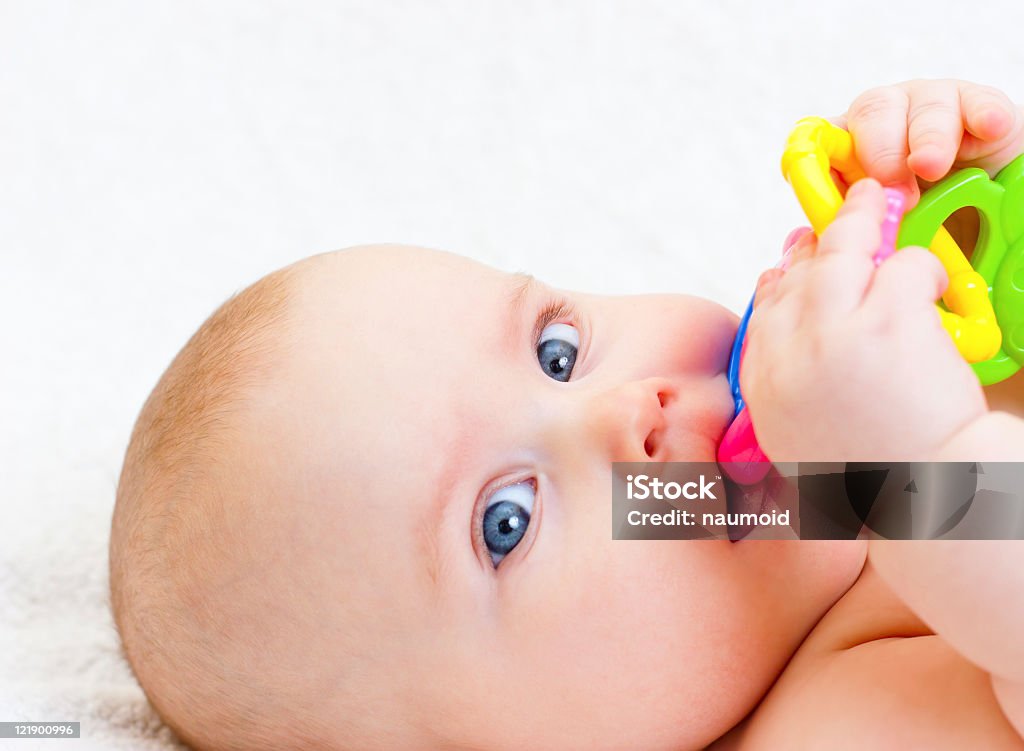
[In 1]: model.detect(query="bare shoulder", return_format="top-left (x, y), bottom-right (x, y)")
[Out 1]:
top-left (715, 561), bottom-right (1024, 750)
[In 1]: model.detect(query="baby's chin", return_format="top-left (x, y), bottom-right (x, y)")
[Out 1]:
top-left (724, 464), bottom-right (869, 599)
top-left (725, 469), bottom-right (869, 602)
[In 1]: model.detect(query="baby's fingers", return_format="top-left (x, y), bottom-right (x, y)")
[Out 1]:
top-left (847, 86), bottom-right (916, 194)
top-left (816, 179), bottom-right (887, 258)
top-left (801, 179), bottom-right (887, 314)
top-left (957, 83), bottom-right (1024, 172)
top-left (961, 83), bottom-right (1017, 142)
top-left (865, 245), bottom-right (948, 317)
top-left (905, 80), bottom-right (964, 183)
top-left (754, 229), bottom-right (817, 310)
top-left (753, 268), bottom-right (785, 309)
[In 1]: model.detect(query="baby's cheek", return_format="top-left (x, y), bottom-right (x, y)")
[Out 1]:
top-left (564, 545), bottom-right (778, 737)
top-left (613, 544), bottom-right (807, 722)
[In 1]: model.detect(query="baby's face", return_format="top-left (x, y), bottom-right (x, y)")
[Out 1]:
top-left (236, 246), bottom-right (866, 750)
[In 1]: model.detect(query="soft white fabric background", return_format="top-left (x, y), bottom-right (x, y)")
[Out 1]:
top-left (2, 1), bottom-right (1024, 748)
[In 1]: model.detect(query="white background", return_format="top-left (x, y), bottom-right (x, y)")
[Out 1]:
top-left (3, 2), bottom-right (1024, 747)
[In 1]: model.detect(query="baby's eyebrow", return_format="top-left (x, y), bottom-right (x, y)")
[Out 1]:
top-left (508, 271), bottom-right (534, 304)
top-left (505, 272), bottom-right (535, 345)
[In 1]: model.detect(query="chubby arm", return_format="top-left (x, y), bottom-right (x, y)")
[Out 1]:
top-left (845, 78), bottom-right (1024, 680)
top-left (869, 413), bottom-right (1024, 735)
top-left (869, 537), bottom-right (1024, 736)
top-left (936, 410), bottom-right (1024, 460)
top-left (746, 78), bottom-right (1024, 739)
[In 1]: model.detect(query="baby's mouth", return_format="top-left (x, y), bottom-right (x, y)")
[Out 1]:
top-left (721, 466), bottom-right (789, 542)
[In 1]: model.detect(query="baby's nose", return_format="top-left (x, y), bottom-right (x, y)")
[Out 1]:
top-left (583, 378), bottom-right (674, 462)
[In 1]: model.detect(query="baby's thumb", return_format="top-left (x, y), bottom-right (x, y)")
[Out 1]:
top-left (866, 246), bottom-right (948, 312)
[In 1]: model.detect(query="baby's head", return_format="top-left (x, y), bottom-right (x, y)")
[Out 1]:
top-left (110, 245), bottom-right (865, 751)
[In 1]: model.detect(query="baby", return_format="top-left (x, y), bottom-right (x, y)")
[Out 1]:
top-left (110, 79), bottom-right (1024, 750)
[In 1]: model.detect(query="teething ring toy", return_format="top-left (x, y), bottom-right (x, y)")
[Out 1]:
top-left (718, 118), bottom-right (1024, 485)
top-left (900, 157), bottom-right (1024, 384)
top-left (782, 117), bottom-right (1002, 366)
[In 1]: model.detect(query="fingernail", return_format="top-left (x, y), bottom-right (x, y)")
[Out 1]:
top-left (848, 178), bottom-right (876, 197)
top-left (780, 227), bottom-right (810, 269)
top-left (780, 232), bottom-right (814, 270)
top-left (782, 226), bottom-right (812, 255)
top-left (780, 248), bottom-right (794, 271)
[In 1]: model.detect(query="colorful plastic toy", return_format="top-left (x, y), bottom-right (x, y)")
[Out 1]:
top-left (718, 116), bottom-right (1024, 484)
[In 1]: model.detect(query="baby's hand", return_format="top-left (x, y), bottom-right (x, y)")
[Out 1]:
top-left (836, 79), bottom-right (1024, 207)
top-left (742, 179), bottom-right (988, 462)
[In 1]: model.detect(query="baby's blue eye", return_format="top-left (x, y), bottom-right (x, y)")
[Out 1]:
top-left (537, 322), bottom-right (579, 382)
top-left (482, 481), bottom-right (535, 566)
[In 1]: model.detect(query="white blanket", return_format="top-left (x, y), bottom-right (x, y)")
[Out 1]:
top-left (3, 1), bottom-right (1023, 747)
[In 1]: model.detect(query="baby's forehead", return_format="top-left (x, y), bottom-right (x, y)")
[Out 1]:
top-left (311, 244), bottom-right (511, 287)
top-left (276, 242), bottom-right (535, 471)
top-left (293, 246), bottom-right (535, 352)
